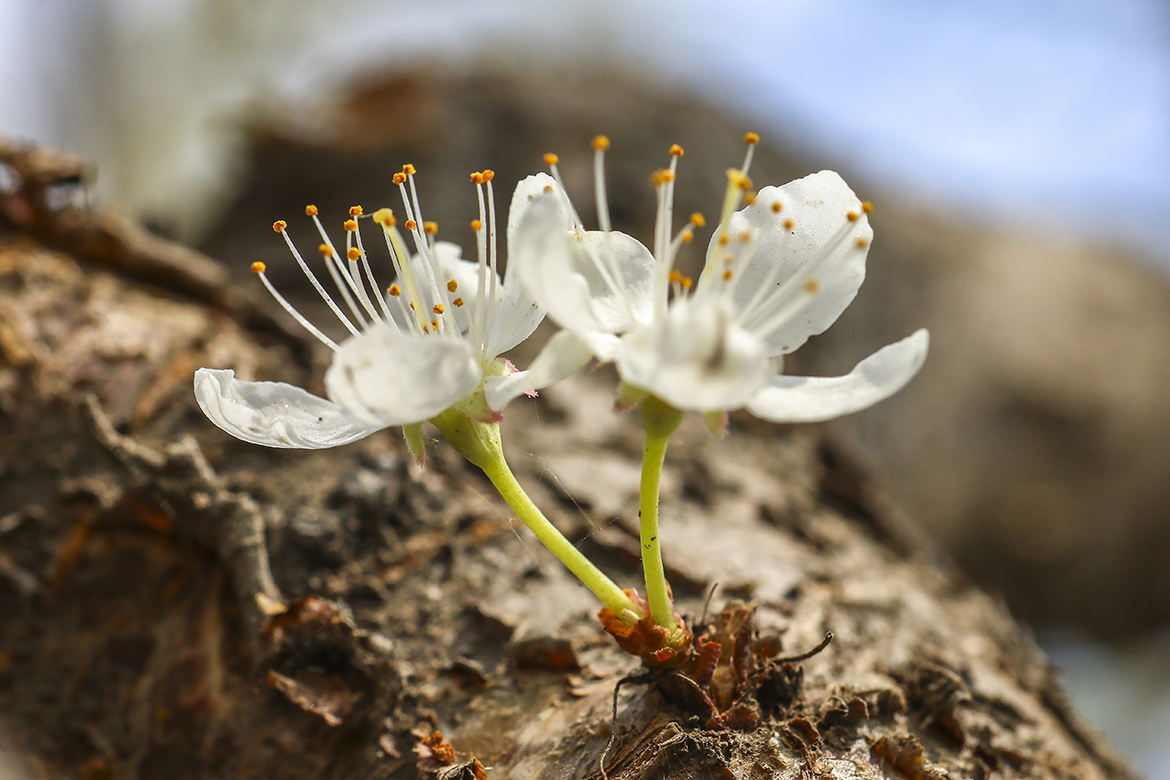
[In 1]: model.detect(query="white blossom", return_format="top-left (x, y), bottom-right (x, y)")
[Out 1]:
top-left (503, 137), bottom-right (928, 424)
top-left (195, 168), bottom-right (582, 449)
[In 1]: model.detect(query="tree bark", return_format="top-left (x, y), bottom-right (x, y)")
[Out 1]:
top-left (0, 145), bottom-right (1136, 780)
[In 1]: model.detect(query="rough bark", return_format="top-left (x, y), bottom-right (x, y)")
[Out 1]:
top-left (0, 145), bottom-right (1135, 779)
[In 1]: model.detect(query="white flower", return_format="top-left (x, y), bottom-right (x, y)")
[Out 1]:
top-left (195, 167), bottom-right (586, 450)
top-left (501, 136), bottom-right (929, 425)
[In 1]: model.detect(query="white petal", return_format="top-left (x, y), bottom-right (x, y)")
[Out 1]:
top-left (717, 170), bottom-right (872, 356)
top-left (324, 323), bottom-right (483, 426)
top-left (745, 329), bottom-right (929, 423)
top-left (484, 330), bottom-right (596, 411)
top-left (512, 194), bottom-right (654, 342)
top-left (487, 277), bottom-right (544, 356)
top-left (507, 172), bottom-right (569, 251)
top-left (193, 368), bottom-right (383, 449)
top-left (616, 296), bottom-right (771, 412)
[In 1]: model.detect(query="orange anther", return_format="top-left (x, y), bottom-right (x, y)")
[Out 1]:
top-left (392, 172), bottom-right (406, 185)
top-left (846, 211), bottom-right (858, 222)
top-left (344, 219), bottom-right (358, 232)
top-left (430, 319), bottom-right (438, 329)
top-left (542, 184), bottom-right (554, 193)
top-left (453, 297), bottom-right (464, 307)
top-left (737, 175), bottom-right (753, 190)
top-left (690, 212), bottom-right (705, 227)
top-left (544, 153), bottom-right (559, 166)
top-left (680, 276), bottom-right (693, 289)
top-left (862, 201), bottom-right (873, 214)
top-left (783, 219), bottom-right (795, 230)
top-left (592, 135), bottom-right (610, 150)
top-left (470, 172), bottom-right (484, 184)
top-left (424, 221), bottom-right (438, 235)
top-left (432, 304), bottom-right (444, 315)
top-left (669, 270), bottom-right (681, 283)
top-left (744, 192), bottom-right (756, 205)
top-left (251, 261), bottom-right (266, 273)
top-left (405, 220), bottom-right (417, 231)
top-left (272, 220), bottom-right (287, 232)
top-left (305, 205), bottom-right (318, 216)
top-left (855, 237), bottom-right (869, 249)
top-left (347, 247), bottom-right (361, 261)
top-left (349, 205), bottom-right (363, 217)
top-left (482, 169), bottom-right (494, 181)
top-left (718, 233), bottom-right (730, 246)
top-left (771, 201), bottom-right (783, 213)
top-left (318, 243), bottom-right (332, 256)
top-left (447, 279), bottom-right (458, 293)
top-left (744, 131), bottom-right (760, 144)
top-left (669, 143), bottom-right (684, 156)
top-left (682, 231), bottom-right (693, 244)
top-left (471, 219), bottom-right (483, 231)
top-left (722, 270), bottom-right (733, 280)
top-left (402, 163), bottom-right (416, 175)
top-left (388, 285), bottom-right (401, 297)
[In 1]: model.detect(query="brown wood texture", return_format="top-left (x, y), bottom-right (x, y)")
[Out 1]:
top-left (0, 142), bottom-right (1135, 779)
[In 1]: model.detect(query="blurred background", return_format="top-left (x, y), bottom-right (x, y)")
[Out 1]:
top-left (2, 0), bottom-right (1168, 775)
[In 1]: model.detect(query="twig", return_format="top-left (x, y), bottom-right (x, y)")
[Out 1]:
top-left (83, 394), bottom-right (285, 643)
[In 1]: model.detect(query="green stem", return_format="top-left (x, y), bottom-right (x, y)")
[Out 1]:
top-left (638, 396), bottom-right (685, 631)
top-left (431, 408), bottom-right (642, 621)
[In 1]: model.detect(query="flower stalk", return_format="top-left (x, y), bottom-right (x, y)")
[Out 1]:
top-left (429, 408), bottom-right (642, 621)
top-left (637, 395), bottom-right (685, 631)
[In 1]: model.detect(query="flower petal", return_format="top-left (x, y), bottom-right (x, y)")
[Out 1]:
top-left (718, 170), bottom-right (872, 356)
top-left (487, 278), bottom-right (545, 356)
top-left (484, 330), bottom-right (596, 411)
top-left (513, 193), bottom-right (654, 343)
top-left (745, 329), bottom-right (929, 423)
top-left (193, 368), bottom-right (383, 449)
top-left (507, 172), bottom-right (568, 251)
top-left (324, 323), bottom-right (483, 426)
top-left (616, 296), bottom-right (771, 412)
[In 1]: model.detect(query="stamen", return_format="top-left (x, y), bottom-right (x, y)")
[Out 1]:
top-left (253, 263), bottom-right (339, 351)
top-left (593, 136), bottom-right (612, 233)
top-left (447, 279), bottom-right (458, 293)
top-left (405, 219), bottom-right (417, 231)
top-left (484, 174), bottom-right (500, 350)
top-left (308, 211), bottom-right (368, 327)
top-left (388, 285), bottom-right (401, 296)
top-left (343, 228), bottom-right (384, 324)
top-left (691, 213), bottom-right (706, 228)
top-left (305, 205), bottom-right (318, 216)
top-left (433, 304), bottom-right (444, 315)
top-left (350, 205), bottom-right (363, 217)
top-left (351, 220), bottom-right (395, 323)
top-left (742, 131), bottom-right (760, 177)
top-left (453, 297), bottom-right (464, 307)
top-left (273, 220), bottom-right (287, 232)
top-left (471, 179), bottom-right (490, 353)
top-left (276, 223), bottom-right (362, 337)
top-left (344, 219), bottom-right (358, 232)
top-left (669, 144), bottom-right (683, 157)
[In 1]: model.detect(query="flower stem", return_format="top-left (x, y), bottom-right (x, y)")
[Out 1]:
top-left (430, 408), bottom-right (642, 621)
top-left (638, 396), bottom-right (685, 631)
